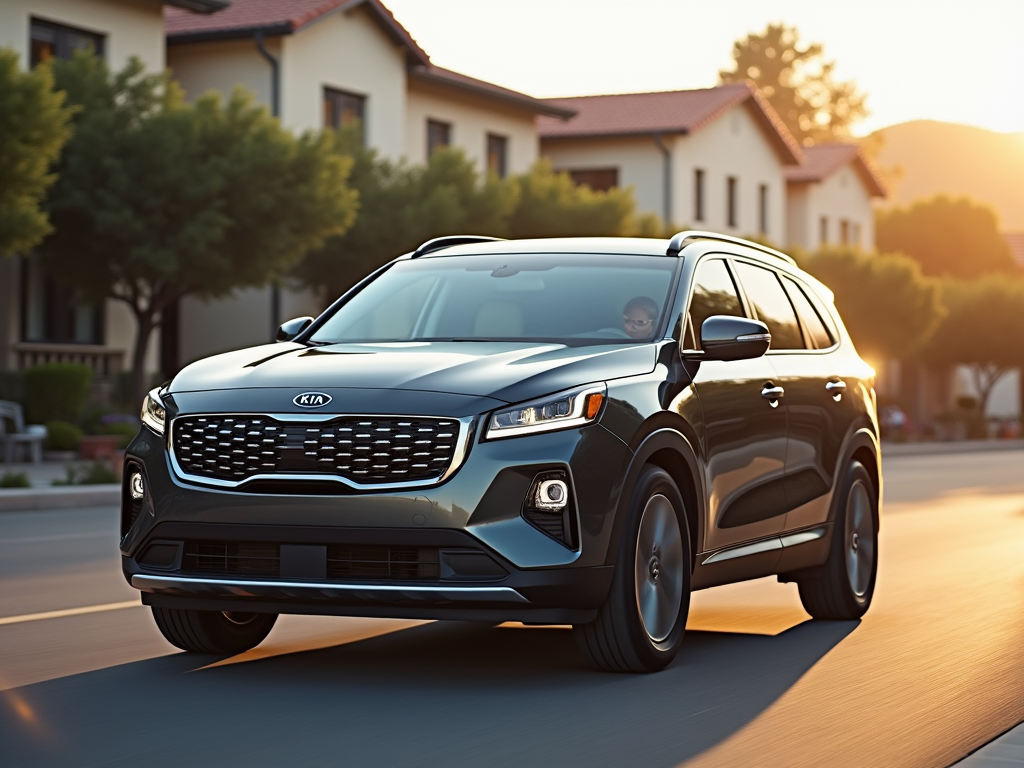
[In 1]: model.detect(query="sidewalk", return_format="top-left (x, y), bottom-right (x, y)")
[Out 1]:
top-left (881, 439), bottom-right (1024, 457)
top-left (0, 460), bottom-right (119, 512)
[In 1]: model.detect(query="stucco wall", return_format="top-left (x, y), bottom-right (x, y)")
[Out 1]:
top-left (803, 165), bottom-right (877, 250)
top-left (281, 5), bottom-right (407, 157)
top-left (541, 135), bottom-right (668, 220)
top-left (406, 81), bottom-right (539, 174)
top-left (786, 183), bottom-right (811, 251)
top-left (168, 37), bottom-right (275, 109)
top-left (541, 102), bottom-right (788, 239)
top-left (0, 0), bottom-right (165, 72)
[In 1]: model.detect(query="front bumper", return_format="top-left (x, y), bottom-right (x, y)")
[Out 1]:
top-left (121, 415), bottom-right (631, 622)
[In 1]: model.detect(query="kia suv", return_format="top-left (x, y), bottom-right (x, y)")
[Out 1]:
top-left (121, 231), bottom-right (880, 673)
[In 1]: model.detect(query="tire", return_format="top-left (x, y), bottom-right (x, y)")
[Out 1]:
top-left (797, 460), bottom-right (878, 620)
top-left (152, 607), bottom-right (278, 654)
top-left (573, 465), bottom-right (691, 673)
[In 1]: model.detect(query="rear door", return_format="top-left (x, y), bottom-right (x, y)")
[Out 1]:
top-left (686, 257), bottom-right (789, 554)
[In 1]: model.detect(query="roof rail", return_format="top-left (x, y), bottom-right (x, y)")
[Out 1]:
top-left (410, 235), bottom-right (506, 258)
top-left (665, 230), bottom-right (796, 265)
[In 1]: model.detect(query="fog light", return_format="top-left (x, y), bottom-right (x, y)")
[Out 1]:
top-left (534, 479), bottom-right (568, 511)
top-left (130, 471), bottom-right (145, 500)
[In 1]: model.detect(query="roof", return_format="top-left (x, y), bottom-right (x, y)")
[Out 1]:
top-left (409, 65), bottom-right (575, 119)
top-left (537, 83), bottom-right (804, 165)
top-left (785, 143), bottom-right (887, 197)
top-left (165, 0), bottom-right (430, 64)
top-left (165, 0), bottom-right (229, 12)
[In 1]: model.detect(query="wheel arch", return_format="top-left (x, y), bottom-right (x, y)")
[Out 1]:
top-left (838, 428), bottom-right (881, 531)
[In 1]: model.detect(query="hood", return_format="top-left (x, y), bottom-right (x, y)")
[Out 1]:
top-left (169, 340), bottom-right (657, 404)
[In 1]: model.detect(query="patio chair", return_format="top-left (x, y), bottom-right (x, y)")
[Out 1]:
top-left (0, 400), bottom-right (46, 464)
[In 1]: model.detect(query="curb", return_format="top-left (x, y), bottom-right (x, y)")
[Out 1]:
top-left (882, 439), bottom-right (1024, 457)
top-left (0, 485), bottom-right (120, 512)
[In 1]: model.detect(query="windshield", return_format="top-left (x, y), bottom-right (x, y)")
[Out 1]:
top-left (309, 253), bottom-right (677, 345)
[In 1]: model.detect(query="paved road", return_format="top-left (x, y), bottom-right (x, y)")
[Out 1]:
top-left (2, 450), bottom-right (1023, 767)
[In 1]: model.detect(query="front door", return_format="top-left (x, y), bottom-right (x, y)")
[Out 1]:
top-left (686, 257), bottom-right (790, 554)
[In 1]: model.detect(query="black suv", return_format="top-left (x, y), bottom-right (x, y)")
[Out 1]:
top-left (122, 231), bottom-right (880, 672)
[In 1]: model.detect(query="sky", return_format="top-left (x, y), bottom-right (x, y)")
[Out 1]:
top-left (382, 0), bottom-right (1024, 137)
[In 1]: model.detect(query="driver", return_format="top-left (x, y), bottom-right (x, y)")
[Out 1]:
top-left (622, 296), bottom-right (659, 339)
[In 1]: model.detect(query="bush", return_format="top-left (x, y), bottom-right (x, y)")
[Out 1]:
top-left (99, 421), bottom-right (140, 449)
top-left (45, 420), bottom-right (83, 451)
top-left (0, 370), bottom-right (25, 404)
top-left (23, 363), bottom-right (93, 424)
top-left (0, 472), bottom-right (31, 488)
top-left (53, 461), bottom-right (119, 485)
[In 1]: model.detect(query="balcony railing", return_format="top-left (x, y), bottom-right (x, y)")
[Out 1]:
top-left (12, 342), bottom-right (125, 376)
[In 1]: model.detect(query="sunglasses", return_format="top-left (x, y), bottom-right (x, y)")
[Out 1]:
top-left (623, 316), bottom-right (654, 328)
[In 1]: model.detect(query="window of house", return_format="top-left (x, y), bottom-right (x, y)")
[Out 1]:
top-left (694, 169), bottom-right (705, 222)
top-left (685, 259), bottom-right (744, 349)
top-left (758, 184), bottom-right (768, 235)
top-left (726, 176), bottom-right (738, 228)
top-left (568, 168), bottom-right (619, 192)
top-left (427, 119), bottom-right (451, 159)
top-left (30, 18), bottom-right (105, 66)
top-left (733, 262), bottom-right (805, 350)
top-left (819, 216), bottom-right (829, 246)
top-left (840, 219), bottom-right (850, 245)
top-left (782, 276), bottom-right (834, 349)
top-left (20, 256), bottom-right (103, 345)
top-left (486, 133), bottom-right (508, 178)
top-left (323, 87), bottom-right (366, 142)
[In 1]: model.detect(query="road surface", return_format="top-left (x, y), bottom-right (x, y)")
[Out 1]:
top-left (2, 449), bottom-right (1023, 767)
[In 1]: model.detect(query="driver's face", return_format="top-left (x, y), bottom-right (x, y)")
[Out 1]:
top-left (623, 309), bottom-right (655, 339)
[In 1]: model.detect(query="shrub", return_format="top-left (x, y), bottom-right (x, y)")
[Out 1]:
top-left (23, 363), bottom-right (93, 424)
top-left (45, 420), bottom-right (83, 451)
top-left (0, 370), bottom-right (25, 404)
top-left (53, 461), bottom-right (118, 485)
top-left (99, 421), bottom-right (140, 449)
top-left (0, 472), bottom-right (31, 488)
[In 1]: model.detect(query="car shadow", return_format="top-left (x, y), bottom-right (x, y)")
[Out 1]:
top-left (1, 617), bottom-right (857, 768)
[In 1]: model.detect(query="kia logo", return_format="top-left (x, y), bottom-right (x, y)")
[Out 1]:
top-left (293, 392), bottom-right (332, 408)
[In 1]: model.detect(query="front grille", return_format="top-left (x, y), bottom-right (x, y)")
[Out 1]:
top-left (327, 545), bottom-right (440, 580)
top-left (183, 541), bottom-right (280, 577)
top-left (172, 415), bottom-right (460, 485)
top-left (180, 540), bottom-right (440, 581)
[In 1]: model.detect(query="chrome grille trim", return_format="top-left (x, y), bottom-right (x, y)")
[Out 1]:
top-left (168, 414), bottom-right (474, 491)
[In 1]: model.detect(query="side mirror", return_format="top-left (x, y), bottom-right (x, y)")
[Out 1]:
top-left (696, 316), bottom-right (770, 361)
top-left (276, 316), bottom-right (313, 342)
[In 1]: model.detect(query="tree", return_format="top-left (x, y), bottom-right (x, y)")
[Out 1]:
top-left (298, 144), bottom-right (638, 297)
top-left (920, 276), bottom-right (1024, 417)
top-left (719, 23), bottom-right (868, 146)
top-left (0, 49), bottom-right (74, 254)
top-left (40, 53), bottom-right (357, 405)
top-left (797, 246), bottom-right (943, 361)
top-left (876, 196), bottom-right (1016, 279)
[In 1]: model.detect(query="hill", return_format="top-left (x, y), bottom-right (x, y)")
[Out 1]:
top-left (869, 120), bottom-right (1024, 230)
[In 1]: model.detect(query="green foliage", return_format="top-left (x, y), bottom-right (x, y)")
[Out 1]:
top-left (298, 139), bottom-right (637, 297)
top-left (797, 246), bottom-right (943, 360)
top-left (0, 370), bottom-right (25, 404)
top-left (53, 461), bottom-right (119, 485)
top-left (0, 49), bottom-right (75, 254)
top-left (0, 471), bottom-right (31, 488)
top-left (875, 196), bottom-right (1016, 279)
top-left (506, 159), bottom-right (636, 239)
top-left (39, 52), bottom-right (358, 405)
top-left (23, 363), bottom-right (92, 424)
top-left (719, 23), bottom-right (868, 146)
top-left (920, 275), bottom-right (1024, 414)
top-left (97, 421), bottom-right (139, 448)
top-left (44, 420), bottom-right (84, 451)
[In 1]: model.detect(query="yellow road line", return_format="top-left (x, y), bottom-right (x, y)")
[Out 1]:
top-left (0, 600), bottom-right (140, 626)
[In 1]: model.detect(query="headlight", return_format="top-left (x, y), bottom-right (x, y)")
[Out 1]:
top-left (141, 388), bottom-right (166, 436)
top-left (486, 384), bottom-right (606, 440)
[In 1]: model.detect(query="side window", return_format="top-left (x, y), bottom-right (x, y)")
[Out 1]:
top-left (733, 262), bottom-right (805, 350)
top-left (686, 259), bottom-right (745, 349)
top-left (782, 276), bottom-right (834, 349)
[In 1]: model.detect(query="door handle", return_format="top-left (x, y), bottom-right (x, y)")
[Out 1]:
top-left (826, 379), bottom-right (846, 401)
top-left (761, 385), bottom-right (785, 400)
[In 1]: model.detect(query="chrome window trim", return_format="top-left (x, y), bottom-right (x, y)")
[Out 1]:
top-left (131, 574), bottom-right (529, 603)
top-left (167, 413), bottom-right (475, 491)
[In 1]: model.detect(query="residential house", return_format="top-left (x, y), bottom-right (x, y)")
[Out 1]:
top-left (162, 0), bottom-right (572, 370)
top-left (0, 0), bottom-right (223, 387)
top-left (538, 84), bottom-right (803, 241)
top-left (785, 144), bottom-right (887, 251)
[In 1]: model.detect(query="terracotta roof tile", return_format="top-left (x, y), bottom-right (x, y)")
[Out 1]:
top-left (538, 83), bottom-right (803, 164)
top-left (786, 143), bottom-right (887, 197)
top-left (410, 65), bottom-right (575, 118)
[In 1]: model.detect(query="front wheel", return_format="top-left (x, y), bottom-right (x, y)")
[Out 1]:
top-left (152, 607), bottom-right (278, 654)
top-left (797, 460), bottom-right (878, 620)
top-left (573, 465), bottom-right (691, 673)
